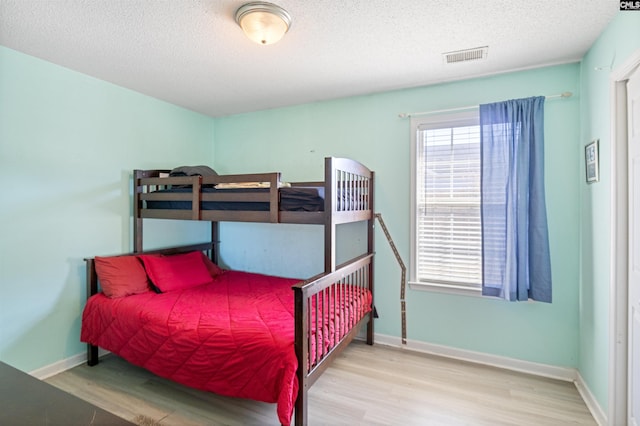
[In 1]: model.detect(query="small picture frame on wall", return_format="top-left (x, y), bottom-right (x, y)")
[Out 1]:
top-left (585, 139), bottom-right (599, 184)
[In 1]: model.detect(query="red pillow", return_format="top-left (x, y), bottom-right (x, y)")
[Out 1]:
top-left (94, 255), bottom-right (150, 298)
top-left (200, 252), bottom-right (224, 278)
top-left (139, 251), bottom-right (213, 292)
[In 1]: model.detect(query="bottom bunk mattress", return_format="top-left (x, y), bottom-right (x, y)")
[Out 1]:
top-left (81, 269), bottom-right (372, 425)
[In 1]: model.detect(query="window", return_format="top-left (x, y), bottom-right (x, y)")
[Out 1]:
top-left (410, 111), bottom-right (481, 294)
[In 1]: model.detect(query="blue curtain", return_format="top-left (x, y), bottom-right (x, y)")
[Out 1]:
top-left (479, 96), bottom-right (552, 302)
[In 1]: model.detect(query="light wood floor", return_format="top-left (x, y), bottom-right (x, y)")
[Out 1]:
top-left (45, 342), bottom-right (596, 426)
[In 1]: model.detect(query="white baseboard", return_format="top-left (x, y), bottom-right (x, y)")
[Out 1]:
top-left (374, 333), bottom-right (576, 381)
top-left (29, 348), bottom-right (110, 380)
top-left (575, 372), bottom-right (608, 426)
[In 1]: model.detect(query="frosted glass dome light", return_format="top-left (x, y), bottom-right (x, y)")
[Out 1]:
top-left (235, 2), bottom-right (291, 45)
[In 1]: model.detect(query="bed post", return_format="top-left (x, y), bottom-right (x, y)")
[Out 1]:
top-left (211, 221), bottom-right (220, 264)
top-left (324, 157), bottom-right (336, 273)
top-left (85, 258), bottom-right (99, 366)
top-left (367, 171), bottom-right (375, 345)
top-left (133, 170), bottom-right (143, 253)
top-left (293, 287), bottom-right (309, 426)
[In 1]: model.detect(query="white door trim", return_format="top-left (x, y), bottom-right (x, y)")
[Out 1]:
top-left (609, 48), bottom-right (640, 426)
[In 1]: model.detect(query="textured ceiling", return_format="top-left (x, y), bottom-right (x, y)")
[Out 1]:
top-left (0, 0), bottom-right (619, 117)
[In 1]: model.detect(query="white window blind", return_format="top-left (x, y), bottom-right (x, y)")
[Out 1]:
top-left (411, 113), bottom-right (482, 291)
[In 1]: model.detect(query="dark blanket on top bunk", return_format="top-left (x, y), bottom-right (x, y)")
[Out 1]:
top-left (145, 186), bottom-right (325, 212)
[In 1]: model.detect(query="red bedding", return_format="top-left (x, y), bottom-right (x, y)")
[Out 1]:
top-left (81, 270), bottom-right (371, 425)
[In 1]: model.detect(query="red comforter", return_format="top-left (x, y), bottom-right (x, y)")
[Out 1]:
top-left (81, 270), bottom-right (372, 425)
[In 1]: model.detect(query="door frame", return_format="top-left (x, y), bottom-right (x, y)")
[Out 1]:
top-left (609, 48), bottom-right (640, 426)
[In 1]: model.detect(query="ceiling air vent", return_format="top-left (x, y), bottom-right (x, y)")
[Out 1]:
top-left (443, 46), bottom-right (488, 64)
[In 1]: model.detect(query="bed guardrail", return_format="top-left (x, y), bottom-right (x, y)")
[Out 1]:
top-left (292, 252), bottom-right (374, 426)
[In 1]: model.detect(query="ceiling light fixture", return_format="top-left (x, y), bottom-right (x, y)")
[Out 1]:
top-left (235, 2), bottom-right (291, 46)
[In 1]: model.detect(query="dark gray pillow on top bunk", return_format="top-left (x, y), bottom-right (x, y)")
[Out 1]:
top-left (169, 165), bottom-right (218, 177)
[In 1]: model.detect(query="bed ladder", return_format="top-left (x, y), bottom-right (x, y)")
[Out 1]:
top-left (375, 213), bottom-right (407, 345)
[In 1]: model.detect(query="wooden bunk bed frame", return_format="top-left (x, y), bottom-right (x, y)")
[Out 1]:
top-left (133, 157), bottom-right (374, 273)
top-left (88, 157), bottom-right (374, 426)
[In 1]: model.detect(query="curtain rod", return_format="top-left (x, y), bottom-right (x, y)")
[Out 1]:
top-left (398, 91), bottom-right (573, 119)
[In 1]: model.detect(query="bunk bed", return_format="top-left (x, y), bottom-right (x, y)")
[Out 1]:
top-left (81, 157), bottom-right (375, 426)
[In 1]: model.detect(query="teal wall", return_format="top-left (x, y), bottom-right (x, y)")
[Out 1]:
top-left (0, 46), bottom-right (214, 372)
top-left (578, 12), bottom-right (640, 413)
top-left (214, 63), bottom-right (582, 368)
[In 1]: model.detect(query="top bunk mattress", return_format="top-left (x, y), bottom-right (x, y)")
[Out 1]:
top-left (145, 186), bottom-right (325, 212)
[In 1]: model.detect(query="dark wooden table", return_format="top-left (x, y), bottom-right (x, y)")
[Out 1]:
top-left (0, 361), bottom-right (134, 425)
